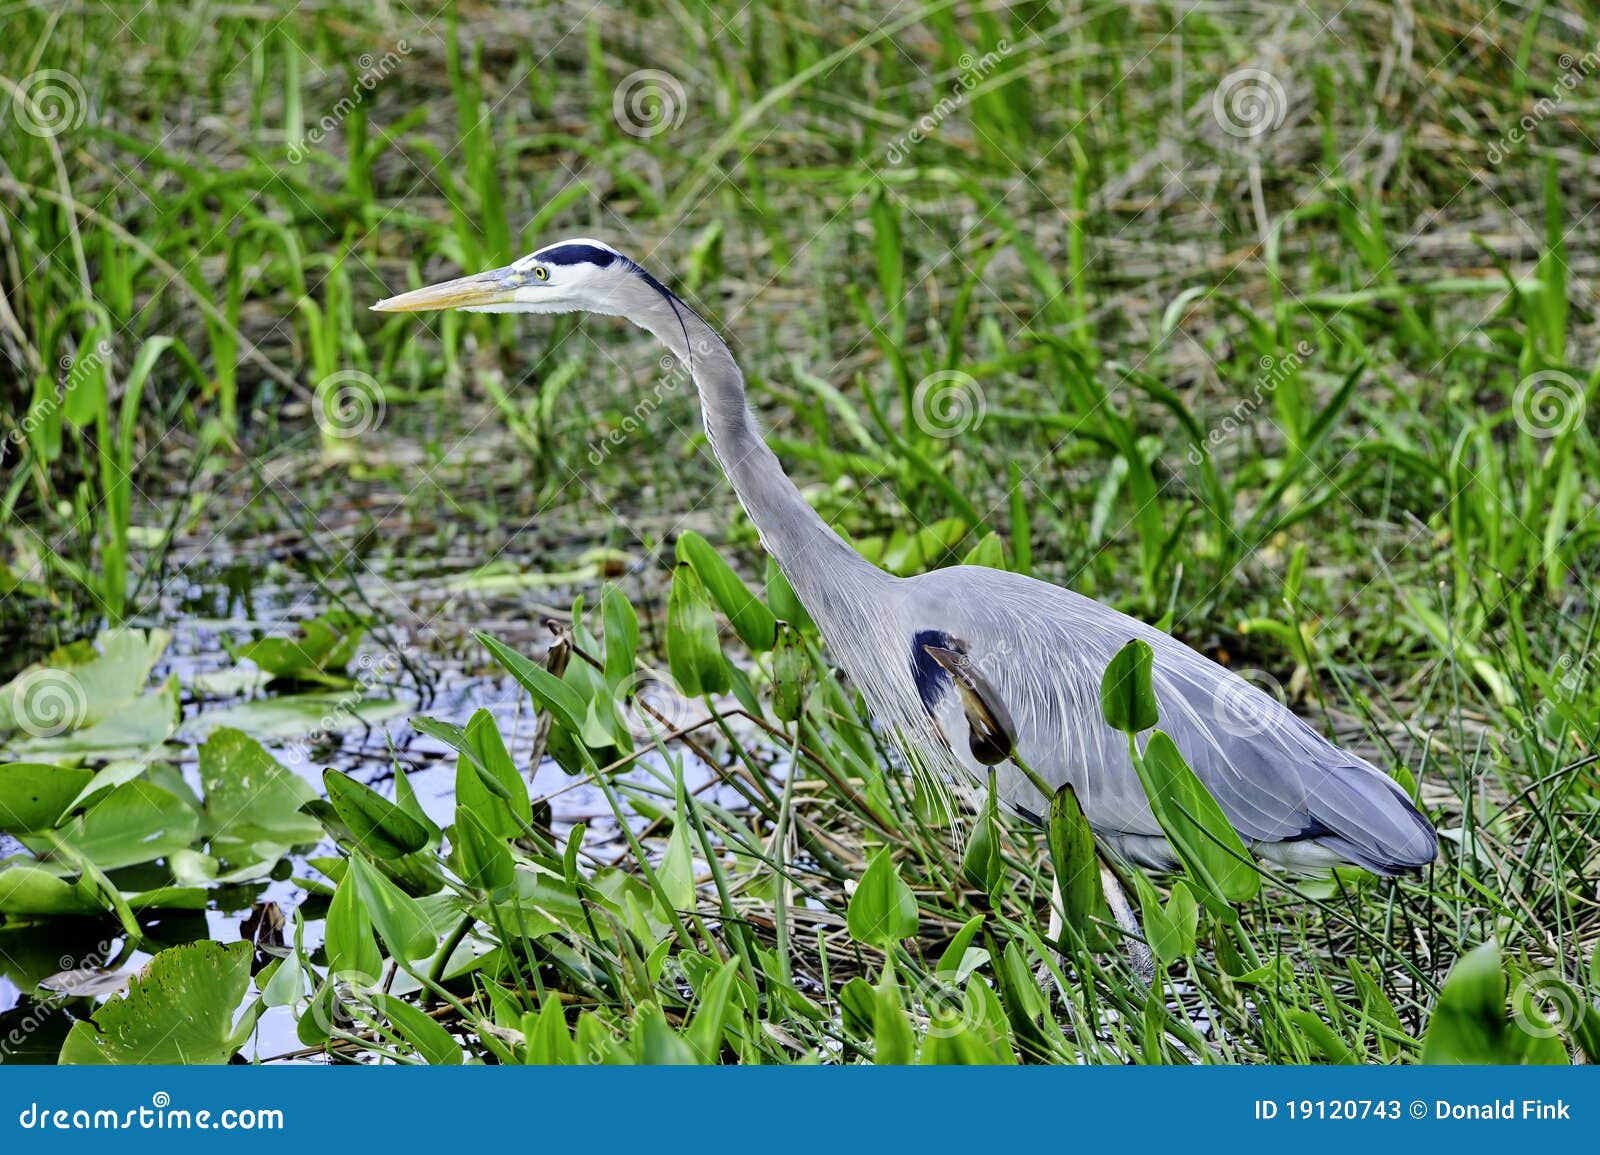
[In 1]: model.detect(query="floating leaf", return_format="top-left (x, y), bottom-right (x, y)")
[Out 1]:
top-left (50, 779), bottom-right (198, 870)
top-left (58, 940), bottom-right (254, 1065)
top-left (0, 763), bottom-right (96, 834)
top-left (228, 610), bottom-right (365, 683)
top-left (181, 691), bottom-right (406, 743)
top-left (199, 728), bottom-right (320, 862)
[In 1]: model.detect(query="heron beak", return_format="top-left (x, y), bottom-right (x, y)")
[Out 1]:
top-left (371, 268), bottom-right (516, 313)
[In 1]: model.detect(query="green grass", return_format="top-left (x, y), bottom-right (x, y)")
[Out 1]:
top-left (1, 0), bottom-right (1597, 1064)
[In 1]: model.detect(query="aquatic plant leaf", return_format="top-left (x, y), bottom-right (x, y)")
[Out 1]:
top-left (1100, 638), bottom-right (1158, 733)
top-left (765, 558), bottom-right (816, 634)
top-left (453, 806), bottom-right (513, 892)
top-left (229, 610), bottom-right (365, 682)
top-left (0, 865), bottom-right (105, 917)
top-left (198, 728), bottom-right (320, 861)
top-left (1047, 782), bottom-right (1106, 944)
top-left (347, 854), bottom-right (437, 963)
top-left (0, 628), bottom-right (170, 735)
top-left (322, 769), bottom-right (429, 859)
top-left (961, 776), bottom-right (1004, 902)
top-left (666, 563), bottom-right (730, 697)
top-left (374, 992), bottom-right (462, 1065)
top-left (0, 763), bottom-right (96, 834)
top-left (58, 940), bottom-right (254, 1065)
top-left (601, 584), bottom-right (640, 687)
top-left (181, 691), bottom-right (406, 743)
top-left (52, 779), bottom-right (198, 871)
top-left (1422, 940), bottom-right (1566, 1064)
top-left (325, 872), bottom-right (382, 982)
top-left (847, 847), bottom-right (918, 949)
top-left (656, 819), bottom-right (695, 914)
top-left (477, 633), bottom-right (589, 735)
top-left (676, 530), bottom-right (778, 651)
top-left (1134, 731), bottom-right (1259, 909)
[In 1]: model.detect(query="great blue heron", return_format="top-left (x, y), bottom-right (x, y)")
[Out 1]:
top-left (373, 238), bottom-right (1437, 889)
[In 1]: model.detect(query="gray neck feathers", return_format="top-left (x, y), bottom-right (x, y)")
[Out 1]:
top-left (611, 271), bottom-right (889, 609)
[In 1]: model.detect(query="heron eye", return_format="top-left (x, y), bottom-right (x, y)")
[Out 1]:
top-left (533, 266), bottom-right (549, 281)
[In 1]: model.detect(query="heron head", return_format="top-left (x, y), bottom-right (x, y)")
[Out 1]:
top-left (371, 238), bottom-right (642, 317)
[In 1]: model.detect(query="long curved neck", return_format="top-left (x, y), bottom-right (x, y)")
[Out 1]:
top-left (613, 273), bottom-right (887, 600)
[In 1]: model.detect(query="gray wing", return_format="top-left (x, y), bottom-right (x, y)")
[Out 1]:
top-left (905, 566), bottom-right (1436, 875)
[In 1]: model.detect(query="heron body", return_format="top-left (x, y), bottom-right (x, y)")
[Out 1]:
top-left (374, 238), bottom-right (1437, 877)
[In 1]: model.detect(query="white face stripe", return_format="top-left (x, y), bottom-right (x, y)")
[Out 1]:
top-left (511, 238), bottom-right (622, 272)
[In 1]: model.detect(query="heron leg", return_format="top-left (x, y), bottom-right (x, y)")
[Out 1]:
top-left (1035, 877), bottom-right (1067, 999)
top-left (1099, 858), bottom-right (1156, 985)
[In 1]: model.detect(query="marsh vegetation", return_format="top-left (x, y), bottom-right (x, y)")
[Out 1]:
top-left (1, 0), bottom-right (1597, 1064)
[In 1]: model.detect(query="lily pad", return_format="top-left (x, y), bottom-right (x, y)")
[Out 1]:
top-left (0, 762), bottom-right (96, 834)
top-left (199, 728), bottom-right (321, 864)
top-left (181, 692), bottom-right (408, 742)
top-left (227, 610), bottom-right (365, 683)
top-left (58, 939), bottom-right (256, 1065)
top-left (4, 677), bottom-right (179, 761)
top-left (47, 779), bottom-right (199, 870)
top-left (0, 628), bottom-right (171, 736)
